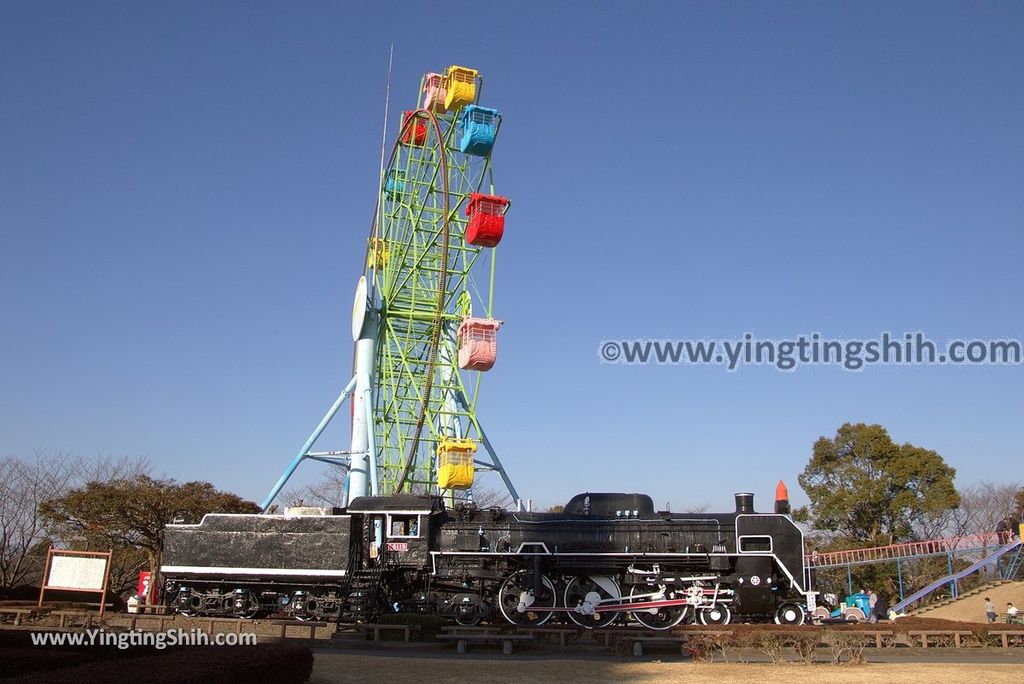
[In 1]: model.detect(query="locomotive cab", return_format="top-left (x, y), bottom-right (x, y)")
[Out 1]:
top-left (347, 495), bottom-right (441, 568)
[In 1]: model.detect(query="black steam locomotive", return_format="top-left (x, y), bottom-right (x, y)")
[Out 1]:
top-left (161, 490), bottom-right (814, 628)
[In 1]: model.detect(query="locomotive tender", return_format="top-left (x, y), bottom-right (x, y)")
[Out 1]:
top-left (161, 489), bottom-right (814, 628)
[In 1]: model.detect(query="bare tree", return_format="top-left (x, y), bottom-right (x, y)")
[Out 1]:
top-left (0, 452), bottom-right (78, 592)
top-left (281, 466), bottom-right (348, 509)
top-left (78, 453), bottom-right (151, 483)
top-left (958, 481), bottom-right (1022, 535)
top-left (912, 505), bottom-right (968, 540)
top-left (279, 471), bottom-right (516, 512)
top-left (471, 487), bottom-right (513, 510)
top-left (0, 451), bottom-right (152, 595)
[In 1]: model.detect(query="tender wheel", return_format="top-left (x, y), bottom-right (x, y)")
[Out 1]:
top-left (774, 602), bottom-right (806, 625)
top-left (811, 606), bottom-right (831, 624)
top-left (231, 590), bottom-right (261, 619)
top-left (564, 575), bottom-right (621, 629)
top-left (697, 605), bottom-right (732, 625)
top-left (842, 606), bottom-right (865, 623)
top-left (290, 593), bottom-right (312, 621)
top-left (629, 584), bottom-right (687, 631)
top-left (497, 570), bottom-right (556, 626)
top-left (179, 595), bottom-right (202, 617)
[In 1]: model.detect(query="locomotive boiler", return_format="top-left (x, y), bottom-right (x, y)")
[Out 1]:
top-left (160, 488), bottom-right (814, 628)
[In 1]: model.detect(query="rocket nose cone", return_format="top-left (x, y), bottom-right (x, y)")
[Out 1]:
top-left (775, 480), bottom-right (789, 501)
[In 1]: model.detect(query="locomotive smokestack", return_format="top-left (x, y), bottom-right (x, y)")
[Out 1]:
top-left (734, 492), bottom-right (754, 514)
top-left (774, 480), bottom-right (791, 515)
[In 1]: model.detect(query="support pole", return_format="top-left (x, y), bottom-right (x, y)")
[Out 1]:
top-left (846, 565), bottom-right (853, 597)
top-left (260, 375), bottom-right (359, 512)
top-left (897, 559), bottom-right (904, 602)
top-left (947, 551), bottom-right (956, 598)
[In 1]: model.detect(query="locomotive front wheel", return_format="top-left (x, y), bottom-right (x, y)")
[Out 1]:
top-left (629, 584), bottom-right (687, 630)
top-left (774, 602), bottom-right (806, 625)
top-left (697, 605), bottom-right (732, 625)
top-left (497, 570), bottom-right (556, 626)
top-left (563, 575), bottom-right (621, 629)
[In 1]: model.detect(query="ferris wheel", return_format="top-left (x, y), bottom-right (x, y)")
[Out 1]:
top-left (261, 65), bottom-right (519, 511)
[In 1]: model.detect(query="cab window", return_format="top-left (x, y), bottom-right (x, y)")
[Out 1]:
top-left (387, 514), bottom-right (420, 538)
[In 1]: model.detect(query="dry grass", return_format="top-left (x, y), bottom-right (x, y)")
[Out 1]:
top-left (311, 653), bottom-right (1024, 684)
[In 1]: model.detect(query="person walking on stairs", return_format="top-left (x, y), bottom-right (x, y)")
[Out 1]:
top-left (985, 597), bottom-right (997, 623)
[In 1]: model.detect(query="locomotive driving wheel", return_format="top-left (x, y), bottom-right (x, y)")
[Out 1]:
top-left (629, 584), bottom-right (688, 630)
top-left (564, 575), bottom-right (621, 629)
top-left (497, 570), bottom-right (557, 626)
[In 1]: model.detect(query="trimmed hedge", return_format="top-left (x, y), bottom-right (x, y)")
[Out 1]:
top-left (2, 640), bottom-right (313, 684)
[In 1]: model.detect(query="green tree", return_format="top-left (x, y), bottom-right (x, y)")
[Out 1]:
top-left (39, 475), bottom-right (259, 597)
top-left (795, 423), bottom-right (960, 546)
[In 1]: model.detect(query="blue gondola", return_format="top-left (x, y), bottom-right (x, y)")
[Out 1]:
top-left (384, 169), bottom-right (406, 199)
top-left (458, 105), bottom-right (500, 156)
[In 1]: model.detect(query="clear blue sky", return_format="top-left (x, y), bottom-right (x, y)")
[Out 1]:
top-left (2, 1), bottom-right (1021, 512)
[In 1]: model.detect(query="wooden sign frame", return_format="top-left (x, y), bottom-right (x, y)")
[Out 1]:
top-left (37, 547), bottom-right (113, 616)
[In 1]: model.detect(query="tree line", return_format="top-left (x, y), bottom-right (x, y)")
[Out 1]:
top-left (2, 425), bottom-right (1021, 603)
top-left (0, 451), bottom-right (257, 599)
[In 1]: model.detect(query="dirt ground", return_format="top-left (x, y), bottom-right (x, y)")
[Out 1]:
top-left (311, 653), bottom-right (1024, 684)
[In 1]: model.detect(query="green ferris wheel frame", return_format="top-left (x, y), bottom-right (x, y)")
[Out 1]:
top-left (366, 95), bottom-right (504, 498)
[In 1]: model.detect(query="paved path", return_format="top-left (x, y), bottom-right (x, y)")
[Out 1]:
top-left (311, 652), bottom-right (1024, 684)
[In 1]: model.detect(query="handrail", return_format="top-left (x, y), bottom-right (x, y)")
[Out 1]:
top-left (806, 532), bottom-right (1015, 568)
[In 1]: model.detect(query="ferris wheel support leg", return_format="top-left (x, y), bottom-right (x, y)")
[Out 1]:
top-left (259, 374), bottom-right (359, 512)
top-left (452, 389), bottom-right (520, 503)
top-left (348, 333), bottom-right (377, 504)
top-left (477, 425), bottom-right (520, 504)
top-left (362, 383), bottom-right (378, 497)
